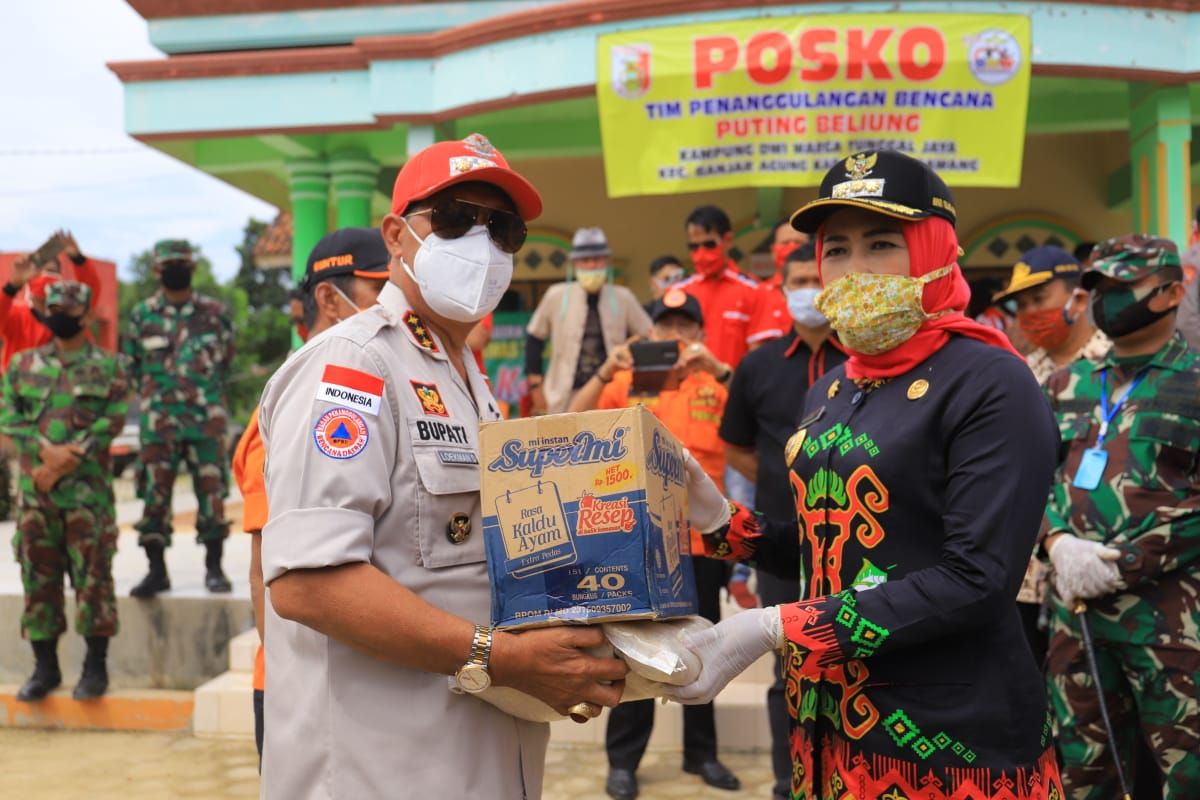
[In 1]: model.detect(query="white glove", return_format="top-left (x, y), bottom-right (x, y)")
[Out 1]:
top-left (1047, 534), bottom-right (1124, 607)
top-left (684, 448), bottom-right (731, 534)
top-left (662, 607), bottom-right (784, 705)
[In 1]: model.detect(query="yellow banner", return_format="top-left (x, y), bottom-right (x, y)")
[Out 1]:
top-left (597, 13), bottom-right (1031, 197)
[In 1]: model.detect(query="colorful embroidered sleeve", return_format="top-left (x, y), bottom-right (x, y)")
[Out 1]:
top-left (780, 353), bottom-right (1058, 667)
top-left (700, 501), bottom-right (800, 581)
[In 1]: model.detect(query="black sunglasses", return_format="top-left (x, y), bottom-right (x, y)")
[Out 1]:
top-left (407, 198), bottom-right (527, 254)
top-left (686, 240), bottom-right (721, 252)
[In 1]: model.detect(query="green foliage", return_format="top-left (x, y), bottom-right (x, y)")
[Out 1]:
top-left (119, 218), bottom-right (295, 425)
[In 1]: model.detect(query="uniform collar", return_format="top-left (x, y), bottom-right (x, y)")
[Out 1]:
top-left (1095, 330), bottom-right (1190, 374)
top-left (150, 291), bottom-right (195, 314)
top-left (377, 281), bottom-right (448, 358)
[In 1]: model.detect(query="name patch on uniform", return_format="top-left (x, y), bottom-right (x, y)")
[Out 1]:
top-left (410, 380), bottom-right (449, 417)
top-left (142, 335), bottom-right (169, 350)
top-left (415, 419), bottom-right (470, 445)
top-left (316, 364), bottom-right (385, 416)
top-left (438, 449), bottom-right (479, 466)
top-left (313, 408), bottom-right (370, 460)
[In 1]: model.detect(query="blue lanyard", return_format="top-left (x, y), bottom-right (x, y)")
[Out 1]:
top-left (1096, 368), bottom-right (1146, 446)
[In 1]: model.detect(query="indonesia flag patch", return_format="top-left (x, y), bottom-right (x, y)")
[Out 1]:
top-left (316, 364), bottom-right (385, 416)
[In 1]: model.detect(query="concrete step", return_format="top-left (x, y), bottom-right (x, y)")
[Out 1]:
top-left (193, 669), bottom-right (256, 740)
top-left (228, 628), bottom-right (259, 674)
top-left (0, 685), bottom-right (193, 731)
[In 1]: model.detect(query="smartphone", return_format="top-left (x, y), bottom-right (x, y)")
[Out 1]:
top-left (630, 340), bottom-right (680, 395)
top-left (29, 233), bottom-right (66, 270)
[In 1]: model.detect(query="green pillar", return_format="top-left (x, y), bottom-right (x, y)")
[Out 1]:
top-left (287, 157), bottom-right (330, 284)
top-left (1128, 83), bottom-right (1192, 245)
top-left (330, 151), bottom-right (379, 229)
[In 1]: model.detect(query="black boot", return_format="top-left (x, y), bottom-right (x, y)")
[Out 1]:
top-left (205, 539), bottom-right (232, 594)
top-left (130, 543), bottom-right (170, 598)
top-left (16, 639), bottom-right (61, 702)
top-left (73, 636), bottom-right (110, 700)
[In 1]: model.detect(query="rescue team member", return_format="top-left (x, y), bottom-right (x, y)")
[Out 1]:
top-left (718, 241), bottom-right (846, 800)
top-left (746, 218), bottom-right (811, 350)
top-left (568, 290), bottom-right (740, 800)
top-left (231, 227), bottom-right (389, 760)
top-left (991, 245), bottom-right (1109, 665)
top-left (525, 227), bottom-right (651, 415)
top-left (125, 239), bottom-right (236, 597)
top-left (2, 281), bottom-right (128, 701)
top-left (668, 151), bottom-right (1066, 800)
top-left (1041, 235), bottom-right (1200, 799)
top-left (257, 134), bottom-right (626, 799)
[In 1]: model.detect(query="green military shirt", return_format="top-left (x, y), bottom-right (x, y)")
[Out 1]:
top-left (123, 291), bottom-right (234, 442)
top-left (1044, 331), bottom-right (1200, 645)
top-left (0, 342), bottom-right (129, 509)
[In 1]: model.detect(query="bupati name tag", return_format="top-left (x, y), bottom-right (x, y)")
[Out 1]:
top-left (1072, 447), bottom-right (1108, 491)
top-left (142, 335), bottom-right (169, 350)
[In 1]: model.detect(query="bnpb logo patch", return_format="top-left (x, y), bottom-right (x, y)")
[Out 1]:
top-left (313, 408), bottom-right (369, 460)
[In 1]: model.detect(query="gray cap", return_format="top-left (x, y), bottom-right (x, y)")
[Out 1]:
top-left (569, 227), bottom-right (611, 260)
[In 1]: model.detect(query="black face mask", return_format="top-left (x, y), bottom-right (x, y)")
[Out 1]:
top-left (1090, 282), bottom-right (1174, 339)
top-left (43, 312), bottom-right (84, 340)
top-left (161, 261), bottom-right (193, 291)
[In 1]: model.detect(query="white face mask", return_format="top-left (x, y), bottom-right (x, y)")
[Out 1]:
top-left (401, 220), bottom-right (513, 323)
top-left (785, 287), bottom-right (827, 327)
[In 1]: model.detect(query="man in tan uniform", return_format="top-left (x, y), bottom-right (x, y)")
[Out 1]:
top-left (258, 134), bottom-right (626, 799)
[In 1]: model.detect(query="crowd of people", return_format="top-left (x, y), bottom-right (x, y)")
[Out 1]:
top-left (4, 132), bottom-right (1198, 800)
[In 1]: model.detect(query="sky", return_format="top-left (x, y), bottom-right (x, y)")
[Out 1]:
top-left (0, 2), bottom-right (279, 281)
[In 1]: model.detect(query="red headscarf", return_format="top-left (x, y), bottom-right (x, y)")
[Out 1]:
top-left (817, 216), bottom-right (1018, 380)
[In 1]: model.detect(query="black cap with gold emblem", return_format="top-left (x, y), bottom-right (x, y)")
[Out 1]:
top-left (648, 287), bottom-right (704, 325)
top-left (790, 151), bottom-right (957, 234)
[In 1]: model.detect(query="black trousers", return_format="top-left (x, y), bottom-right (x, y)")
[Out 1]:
top-left (606, 556), bottom-right (727, 770)
top-left (757, 569), bottom-right (800, 797)
top-left (253, 689), bottom-right (264, 769)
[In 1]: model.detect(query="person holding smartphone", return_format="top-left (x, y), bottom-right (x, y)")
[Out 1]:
top-left (568, 288), bottom-right (740, 799)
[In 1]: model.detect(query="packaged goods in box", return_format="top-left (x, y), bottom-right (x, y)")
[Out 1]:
top-left (481, 406), bottom-right (697, 628)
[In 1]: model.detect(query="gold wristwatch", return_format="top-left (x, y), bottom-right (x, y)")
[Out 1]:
top-left (453, 624), bottom-right (494, 694)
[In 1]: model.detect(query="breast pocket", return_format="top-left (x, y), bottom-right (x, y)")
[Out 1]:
top-left (412, 446), bottom-right (486, 569)
top-left (1130, 413), bottom-right (1200, 483)
top-left (1057, 414), bottom-right (1094, 466)
top-left (179, 331), bottom-right (223, 372)
top-left (71, 383), bottom-right (110, 430)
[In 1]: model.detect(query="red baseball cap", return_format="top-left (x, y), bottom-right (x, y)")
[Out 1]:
top-left (390, 133), bottom-right (542, 221)
top-left (28, 273), bottom-right (60, 300)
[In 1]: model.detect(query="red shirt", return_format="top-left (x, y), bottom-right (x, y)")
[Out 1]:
top-left (676, 263), bottom-right (764, 368)
top-left (748, 276), bottom-right (788, 347)
top-left (0, 258), bottom-right (102, 369)
top-left (471, 313), bottom-right (494, 373)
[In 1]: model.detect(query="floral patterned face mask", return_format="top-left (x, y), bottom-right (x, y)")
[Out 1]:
top-left (814, 265), bottom-right (954, 354)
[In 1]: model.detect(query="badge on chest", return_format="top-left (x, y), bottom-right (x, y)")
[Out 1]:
top-left (1072, 448), bottom-right (1108, 491)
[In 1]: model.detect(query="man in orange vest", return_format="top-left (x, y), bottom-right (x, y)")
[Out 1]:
top-left (569, 288), bottom-right (740, 800)
top-left (231, 227), bottom-right (389, 759)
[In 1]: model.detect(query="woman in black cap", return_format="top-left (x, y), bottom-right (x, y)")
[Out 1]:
top-left (671, 151), bottom-right (1065, 800)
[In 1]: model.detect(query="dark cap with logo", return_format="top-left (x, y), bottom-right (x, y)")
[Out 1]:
top-left (1081, 234), bottom-right (1182, 290)
top-left (648, 288), bottom-right (703, 325)
top-left (790, 151), bottom-right (957, 234)
top-left (302, 227), bottom-right (391, 292)
top-left (992, 245), bottom-right (1082, 303)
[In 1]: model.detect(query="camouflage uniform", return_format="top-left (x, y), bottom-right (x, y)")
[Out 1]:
top-left (0, 282), bottom-right (128, 641)
top-left (124, 279), bottom-right (234, 548)
top-left (1043, 237), bottom-right (1200, 799)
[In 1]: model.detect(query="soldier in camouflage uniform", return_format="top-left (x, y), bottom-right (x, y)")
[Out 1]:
top-left (1042, 234), bottom-right (1200, 799)
top-left (0, 281), bottom-right (128, 701)
top-left (124, 239), bottom-right (235, 596)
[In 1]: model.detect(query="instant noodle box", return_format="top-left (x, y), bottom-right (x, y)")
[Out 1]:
top-left (481, 406), bottom-right (697, 629)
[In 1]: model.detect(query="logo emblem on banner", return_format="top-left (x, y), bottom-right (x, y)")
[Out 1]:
top-left (313, 408), bottom-right (370, 460)
top-left (612, 44), bottom-right (651, 99)
top-left (967, 30), bottom-right (1022, 85)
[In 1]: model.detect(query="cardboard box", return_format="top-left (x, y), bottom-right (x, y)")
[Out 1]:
top-left (481, 406), bottom-right (697, 629)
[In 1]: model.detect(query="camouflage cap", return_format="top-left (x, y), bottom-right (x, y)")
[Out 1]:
top-left (153, 239), bottom-right (195, 263)
top-left (1081, 234), bottom-right (1182, 290)
top-left (44, 279), bottom-right (91, 309)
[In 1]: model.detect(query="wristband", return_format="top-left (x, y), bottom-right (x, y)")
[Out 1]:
top-left (3, 283), bottom-right (17, 298)
top-left (596, 368), bottom-right (614, 384)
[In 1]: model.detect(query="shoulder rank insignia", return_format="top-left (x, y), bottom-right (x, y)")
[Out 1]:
top-left (784, 427), bottom-right (808, 468)
top-left (403, 310), bottom-right (439, 352)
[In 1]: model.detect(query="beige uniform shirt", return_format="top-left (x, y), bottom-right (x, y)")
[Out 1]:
top-left (527, 282), bottom-right (652, 413)
top-left (258, 281), bottom-right (548, 799)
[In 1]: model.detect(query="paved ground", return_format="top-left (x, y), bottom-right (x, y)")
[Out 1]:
top-left (0, 730), bottom-right (776, 799)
